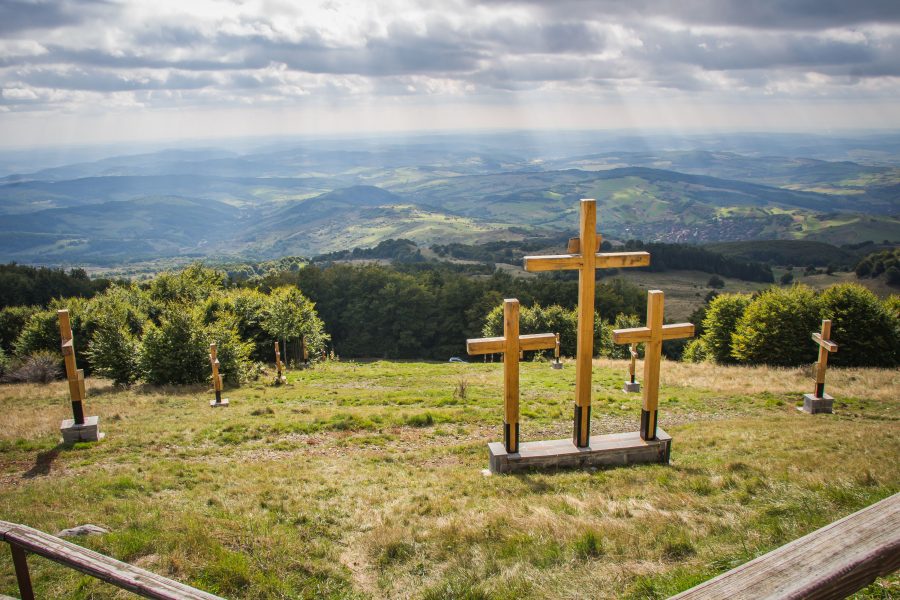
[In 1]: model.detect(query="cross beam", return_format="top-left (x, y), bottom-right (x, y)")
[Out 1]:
top-left (57, 310), bottom-right (86, 425)
top-left (467, 298), bottom-right (556, 453)
top-left (812, 319), bottom-right (838, 398)
top-left (523, 199), bottom-right (651, 447)
top-left (613, 290), bottom-right (694, 440)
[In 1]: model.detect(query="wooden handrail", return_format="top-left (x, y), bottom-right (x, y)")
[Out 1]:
top-left (0, 521), bottom-right (224, 600)
top-left (670, 492), bottom-right (900, 600)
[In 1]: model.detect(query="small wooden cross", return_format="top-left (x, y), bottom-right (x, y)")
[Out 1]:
top-left (274, 341), bottom-right (285, 384)
top-left (57, 310), bottom-right (86, 425)
top-left (467, 299), bottom-right (557, 453)
top-left (612, 290), bottom-right (694, 440)
top-left (209, 342), bottom-right (227, 406)
top-left (553, 333), bottom-right (562, 368)
top-left (302, 336), bottom-right (310, 364)
top-left (812, 319), bottom-right (838, 398)
top-left (524, 199), bottom-right (650, 447)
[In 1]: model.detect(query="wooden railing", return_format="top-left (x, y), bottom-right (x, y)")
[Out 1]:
top-left (0, 521), bottom-right (224, 600)
top-left (670, 492), bottom-right (900, 600)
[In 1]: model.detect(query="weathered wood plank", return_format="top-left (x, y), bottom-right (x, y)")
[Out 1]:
top-left (594, 251), bottom-right (651, 269)
top-left (466, 337), bottom-right (505, 355)
top-left (670, 492), bottom-right (900, 600)
top-left (523, 253), bottom-right (582, 272)
top-left (0, 521), bottom-right (224, 600)
top-left (613, 323), bottom-right (695, 344)
top-left (812, 332), bottom-right (838, 353)
top-left (518, 333), bottom-right (557, 351)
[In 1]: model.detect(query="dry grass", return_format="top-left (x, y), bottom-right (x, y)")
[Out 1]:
top-left (0, 360), bottom-right (897, 599)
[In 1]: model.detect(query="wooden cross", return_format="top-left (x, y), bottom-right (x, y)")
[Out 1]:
top-left (612, 290), bottom-right (694, 440)
top-left (274, 341), bottom-right (285, 384)
top-left (467, 298), bottom-right (556, 453)
top-left (812, 319), bottom-right (838, 398)
top-left (209, 342), bottom-right (226, 406)
top-left (524, 199), bottom-right (651, 447)
top-left (628, 343), bottom-right (639, 384)
top-left (57, 310), bottom-right (86, 425)
top-left (554, 333), bottom-right (561, 366)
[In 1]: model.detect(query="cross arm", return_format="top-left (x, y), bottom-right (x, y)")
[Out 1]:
top-left (61, 338), bottom-right (75, 355)
top-left (519, 333), bottom-right (557, 351)
top-left (613, 323), bottom-right (694, 345)
top-left (467, 336), bottom-right (504, 355)
top-left (595, 251), bottom-right (651, 269)
top-left (523, 254), bottom-right (582, 272)
top-left (812, 333), bottom-right (838, 352)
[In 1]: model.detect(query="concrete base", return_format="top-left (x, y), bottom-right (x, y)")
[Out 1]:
top-left (623, 381), bottom-right (641, 393)
top-left (551, 362), bottom-right (563, 370)
top-left (488, 429), bottom-right (671, 474)
top-left (60, 415), bottom-right (104, 443)
top-left (210, 398), bottom-right (230, 407)
top-left (800, 393), bottom-right (833, 414)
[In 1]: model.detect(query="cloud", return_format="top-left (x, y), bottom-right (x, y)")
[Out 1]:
top-left (0, 0), bottom-right (899, 135)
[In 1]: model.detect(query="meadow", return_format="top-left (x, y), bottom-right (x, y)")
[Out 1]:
top-left (0, 359), bottom-right (898, 599)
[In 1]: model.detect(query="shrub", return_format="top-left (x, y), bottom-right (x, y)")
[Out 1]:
top-left (0, 305), bottom-right (39, 353)
top-left (707, 275), bottom-right (725, 289)
top-left (682, 338), bottom-right (708, 363)
top-left (139, 309), bottom-right (210, 385)
top-left (607, 313), bottom-right (642, 359)
top-left (700, 293), bottom-right (752, 364)
top-left (3, 351), bottom-right (62, 383)
top-left (0, 345), bottom-right (7, 377)
top-left (87, 323), bottom-right (141, 385)
top-left (731, 286), bottom-right (821, 366)
top-left (819, 283), bottom-right (900, 367)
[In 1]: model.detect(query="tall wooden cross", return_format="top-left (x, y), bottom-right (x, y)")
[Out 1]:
top-left (209, 342), bottom-right (228, 407)
top-left (613, 290), bottom-right (694, 440)
top-left (524, 199), bottom-right (651, 447)
top-left (467, 299), bottom-right (557, 453)
top-left (58, 310), bottom-right (86, 425)
top-left (812, 319), bottom-right (838, 398)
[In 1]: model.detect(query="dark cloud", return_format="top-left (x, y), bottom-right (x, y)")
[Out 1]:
top-left (0, 0), bottom-right (109, 34)
top-left (485, 0), bottom-right (900, 29)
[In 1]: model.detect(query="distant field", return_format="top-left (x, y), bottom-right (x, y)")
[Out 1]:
top-left (1, 360), bottom-right (897, 599)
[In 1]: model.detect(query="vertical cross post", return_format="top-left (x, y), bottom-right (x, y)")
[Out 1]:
top-left (57, 309), bottom-right (85, 425)
top-left (467, 299), bottom-right (556, 453)
top-left (629, 344), bottom-right (638, 384)
top-left (209, 342), bottom-right (228, 407)
top-left (524, 199), bottom-right (650, 447)
top-left (274, 340), bottom-right (284, 384)
top-left (613, 291), bottom-right (694, 440)
top-left (812, 319), bottom-right (838, 398)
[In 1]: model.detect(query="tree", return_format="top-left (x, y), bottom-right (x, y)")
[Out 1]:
top-left (262, 286), bottom-right (329, 363)
top-left (86, 305), bottom-right (141, 385)
top-left (699, 293), bottom-right (752, 364)
top-left (779, 272), bottom-right (794, 285)
top-left (819, 284), bottom-right (899, 367)
top-left (138, 308), bottom-right (209, 385)
top-left (707, 275), bottom-right (725, 289)
top-left (731, 286), bottom-right (820, 366)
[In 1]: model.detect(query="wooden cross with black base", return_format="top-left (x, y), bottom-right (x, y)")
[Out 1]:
top-left (467, 299), bottom-right (556, 453)
top-left (801, 319), bottom-right (838, 414)
top-left (58, 310), bottom-right (103, 443)
top-left (209, 343), bottom-right (229, 407)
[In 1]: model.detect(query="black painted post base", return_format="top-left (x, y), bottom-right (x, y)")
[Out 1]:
top-left (503, 421), bottom-right (519, 454)
top-left (573, 404), bottom-right (591, 448)
top-left (640, 409), bottom-right (658, 441)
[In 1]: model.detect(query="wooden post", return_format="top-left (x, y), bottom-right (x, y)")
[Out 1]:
top-left (10, 545), bottom-right (34, 600)
top-left (524, 199), bottom-right (650, 447)
top-left (57, 310), bottom-right (86, 425)
top-left (552, 333), bottom-right (563, 369)
top-left (467, 299), bottom-right (556, 453)
top-left (629, 343), bottom-right (638, 384)
top-left (612, 291), bottom-right (694, 440)
top-left (209, 343), bottom-right (227, 407)
top-left (812, 319), bottom-right (838, 398)
top-left (274, 341), bottom-right (284, 384)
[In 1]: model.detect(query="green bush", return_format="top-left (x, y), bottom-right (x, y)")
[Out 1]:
top-left (731, 286), bottom-right (821, 366)
top-left (139, 309), bottom-right (210, 385)
top-left (607, 313), bottom-right (642, 359)
top-left (0, 305), bottom-right (39, 353)
top-left (0, 345), bottom-right (7, 377)
top-left (682, 338), bottom-right (708, 363)
top-left (819, 284), bottom-right (899, 367)
top-left (700, 294), bottom-right (752, 364)
top-left (87, 322), bottom-right (141, 385)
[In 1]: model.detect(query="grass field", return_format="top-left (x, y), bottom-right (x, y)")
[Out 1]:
top-left (1, 360), bottom-right (898, 599)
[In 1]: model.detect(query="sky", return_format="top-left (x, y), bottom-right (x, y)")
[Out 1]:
top-left (1, 0), bottom-right (900, 147)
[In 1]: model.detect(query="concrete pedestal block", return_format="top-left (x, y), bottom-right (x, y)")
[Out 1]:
top-left (551, 362), bottom-right (563, 370)
top-left (60, 415), bottom-right (104, 443)
top-left (623, 381), bottom-right (641, 393)
top-left (800, 393), bottom-right (833, 414)
top-left (210, 398), bottom-right (230, 407)
top-left (488, 429), bottom-right (671, 474)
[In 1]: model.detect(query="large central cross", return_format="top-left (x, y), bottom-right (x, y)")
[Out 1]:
top-left (612, 290), bottom-right (694, 440)
top-left (812, 319), bottom-right (838, 398)
top-left (467, 298), bottom-right (557, 453)
top-left (524, 199), bottom-right (650, 447)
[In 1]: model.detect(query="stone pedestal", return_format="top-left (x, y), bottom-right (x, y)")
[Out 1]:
top-left (623, 381), bottom-right (641, 393)
top-left (551, 362), bottom-right (563, 370)
top-left (60, 415), bottom-right (104, 443)
top-left (210, 398), bottom-right (230, 407)
top-left (800, 393), bottom-right (833, 414)
top-left (488, 429), bottom-right (671, 474)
